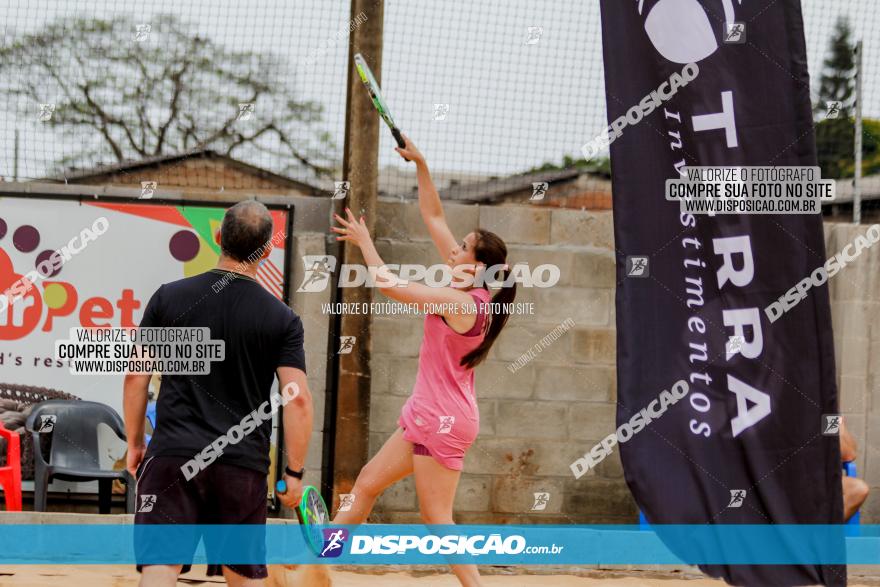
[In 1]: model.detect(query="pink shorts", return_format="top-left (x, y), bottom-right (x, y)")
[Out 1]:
top-left (400, 421), bottom-right (471, 470)
top-left (402, 425), bottom-right (433, 456)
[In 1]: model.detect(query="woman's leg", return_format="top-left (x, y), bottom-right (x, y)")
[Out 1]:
top-left (139, 565), bottom-right (182, 587)
top-left (333, 427), bottom-right (415, 524)
top-left (298, 428), bottom-right (416, 586)
top-left (413, 455), bottom-right (482, 587)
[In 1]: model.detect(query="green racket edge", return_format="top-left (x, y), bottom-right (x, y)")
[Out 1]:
top-left (353, 53), bottom-right (408, 150)
top-left (276, 480), bottom-right (329, 555)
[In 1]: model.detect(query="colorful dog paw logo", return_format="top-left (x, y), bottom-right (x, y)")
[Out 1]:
top-left (1, 222), bottom-right (44, 334)
top-left (0, 219), bottom-right (80, 339)
top-left (7, 221), bottom-right (63, 278)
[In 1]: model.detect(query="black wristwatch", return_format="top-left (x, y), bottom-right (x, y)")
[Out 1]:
top-left (285, 465), bottom-right (305, 480)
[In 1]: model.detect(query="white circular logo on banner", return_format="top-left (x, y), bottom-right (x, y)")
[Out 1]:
top-left (644, 0), bottom-right (718, 64)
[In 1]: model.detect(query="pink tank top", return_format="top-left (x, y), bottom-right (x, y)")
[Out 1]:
top-left (398, 288), bottom-right (491, 463)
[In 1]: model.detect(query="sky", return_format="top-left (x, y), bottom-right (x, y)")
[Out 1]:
top-left (0, 0), bottom-right (876, 187)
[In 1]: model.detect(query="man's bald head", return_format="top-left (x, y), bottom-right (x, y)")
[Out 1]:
top-left (220, 200), bottom-right (273, 263)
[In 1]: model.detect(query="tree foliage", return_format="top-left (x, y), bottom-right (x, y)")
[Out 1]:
top-left (811, 17), bottom-right (878, 179)
top-left (527, 154), bottom-right (611, 178)
top-left (0, 14), bottom-right (335, 178)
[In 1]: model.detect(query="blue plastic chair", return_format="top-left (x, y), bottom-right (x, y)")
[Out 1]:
top-left (144, 401), bottom-right (157, 445)
top-left (843, 461), bottom-right (860, 532)
top-left (638, 509), bottom-right (650, 530)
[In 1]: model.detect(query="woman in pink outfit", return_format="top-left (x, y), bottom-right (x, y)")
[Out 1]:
top-left (330, 135), bottom-right (515, 587)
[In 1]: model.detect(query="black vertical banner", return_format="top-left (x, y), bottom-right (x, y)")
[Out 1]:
top-left (599, 1), bottom-right (844, 585)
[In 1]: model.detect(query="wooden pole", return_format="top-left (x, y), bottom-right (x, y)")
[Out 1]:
top-left (332, 0), bottom-right (384, 507)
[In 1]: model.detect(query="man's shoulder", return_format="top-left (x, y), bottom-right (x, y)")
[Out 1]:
top-left (156, 271), bottom-right (301, 321)
top-left (269, 298), bottom-right (302, 325)
top-left (161, 271), bottom-right (268, 297)
top-left (224, 277), bottom-right (302, 325)
top-left (157, 271), bottom-right (216, 292)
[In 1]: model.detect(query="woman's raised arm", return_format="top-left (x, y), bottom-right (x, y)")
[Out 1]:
top-left (395, 135), bottom-right (458, 261)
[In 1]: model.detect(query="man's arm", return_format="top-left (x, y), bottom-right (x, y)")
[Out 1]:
top-left (124, 284), bottom-right (162, 478)
top-left (123, 372), bottom-right (151, 478)
top-left (277, 366), bottom-right (313, 507)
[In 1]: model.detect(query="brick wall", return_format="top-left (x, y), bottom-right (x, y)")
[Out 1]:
top-left (68, 158), bottom-right (320, 195)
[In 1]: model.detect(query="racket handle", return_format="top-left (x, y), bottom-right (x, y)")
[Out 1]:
top-left (391, 128), bottom-right (410, 161)
top-left (276, 479), bottom-right (287, 495)
top-left (391, 127), bottom-right (406, 149)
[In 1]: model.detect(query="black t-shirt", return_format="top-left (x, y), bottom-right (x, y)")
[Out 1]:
top-left (140, 269), bottom-right (306, 474)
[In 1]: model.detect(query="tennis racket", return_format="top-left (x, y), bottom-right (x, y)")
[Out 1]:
top-left (354, 53), bottom-right (408, 155)
top-left (276, 480), bottom-right (330, 556)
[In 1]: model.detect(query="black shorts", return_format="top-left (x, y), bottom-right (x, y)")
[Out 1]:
top-left (133, 455), bottom-right (268, 579)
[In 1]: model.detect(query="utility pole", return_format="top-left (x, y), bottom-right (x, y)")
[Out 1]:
top-left (331, 0), bottom-right (384, 508)
top-left (853, 40), bottom-right (863, 224)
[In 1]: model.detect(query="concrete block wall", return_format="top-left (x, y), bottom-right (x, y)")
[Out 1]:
top-left (367, 200), bottom-right (633, 524)
top-left (282, 196), bottom-right (332, 515)
top-left (281, 192), bottom-right (878, 525)
top-left (364, 204), bottom-right (880, 525)
top-left (825, 222), bottom-right (880, 523)
top-left (288, 232), bottom-right (331, 496)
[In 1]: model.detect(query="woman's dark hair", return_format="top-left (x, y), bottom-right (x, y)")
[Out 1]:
top-left (460, 229), bottom-right (516, 369)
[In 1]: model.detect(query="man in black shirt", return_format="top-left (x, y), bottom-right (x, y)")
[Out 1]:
top-left (123, 200), bottom-right (313, 586)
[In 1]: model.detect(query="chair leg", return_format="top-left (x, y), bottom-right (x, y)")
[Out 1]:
top-left (33, 468), bottom-right (49, 512)
top-left (8, 474), bottom-right (22, 511)
top-left (98, 479), bottom-right (112, 514)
